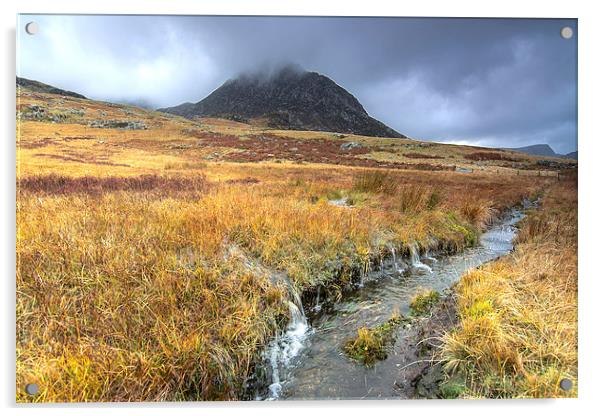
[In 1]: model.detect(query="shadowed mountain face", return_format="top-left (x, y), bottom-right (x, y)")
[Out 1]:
top-left (159, 65), bottom-right (405, 138)
top-left (17, 77), bottom-right (87, 99)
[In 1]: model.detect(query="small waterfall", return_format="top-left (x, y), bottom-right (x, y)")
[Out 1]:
top-left (290, 288), bottom-right (304, 316)
top-left (264, 278), bottom-right (309, 399)
top-left (267, 335), bottom-right (282, 397)
top-left (424, 249), bottom-right (438, 263)
top-left (288, 300), bottom-right (306, 325)
top-left (313, 286), bottom-right (322, 313)
top-left (390, 245), bottom-right (406, 273)
top-left (410, 243), bottom-right (432, 273)
top-left (358, 266), bottom-right (366, 287)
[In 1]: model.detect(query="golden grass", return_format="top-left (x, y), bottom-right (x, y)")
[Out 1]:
top-left (440, 176), bottom-right (577, 398)
top-left (17, 171), bottom-right (544, 401)
top-left (16, 87), bottom-right (563, 401)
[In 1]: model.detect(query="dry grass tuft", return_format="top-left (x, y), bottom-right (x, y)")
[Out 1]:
top-left (460, 197), bottom-right (494, 230)
top-left (352, 170), bottom-right (397, 195)
top-left (396, 185), bottom-right (443, 214)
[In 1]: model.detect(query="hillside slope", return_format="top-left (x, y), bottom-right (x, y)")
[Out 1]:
top-left (17, 76), bottom-right (87, 99)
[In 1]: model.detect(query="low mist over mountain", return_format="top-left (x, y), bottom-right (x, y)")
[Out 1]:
top-left (159, 65), bottom-right (405, 138)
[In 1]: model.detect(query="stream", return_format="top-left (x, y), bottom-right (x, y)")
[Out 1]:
top-left (257, 204), bottom-right (528, 400)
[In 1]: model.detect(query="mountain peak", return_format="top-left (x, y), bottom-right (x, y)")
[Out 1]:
top-left (159, 67), bottom-right (405, 138)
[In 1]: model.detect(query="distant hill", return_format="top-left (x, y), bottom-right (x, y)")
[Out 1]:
top-left (506, 144), bottom-right (558, 157)
top-left (158, 64), bottom-right (405, 138)
top-left (16, 77), bottom-right (87, 99)
top-left (506, 143), bottom-right (577, 160)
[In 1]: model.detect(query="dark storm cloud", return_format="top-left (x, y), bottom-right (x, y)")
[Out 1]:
top-left (18, 15), bottom-right (577, 153)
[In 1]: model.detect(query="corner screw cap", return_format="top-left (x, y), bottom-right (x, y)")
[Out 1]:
top-left (25, 383), bottom-right (39, 396)
top-left (559, 378), bottom-right (573, 391)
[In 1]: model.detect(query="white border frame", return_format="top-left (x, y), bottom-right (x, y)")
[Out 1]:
top-left (2, 1), bottom-right (599, 415)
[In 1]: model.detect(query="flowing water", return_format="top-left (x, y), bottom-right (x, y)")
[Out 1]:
top-left (259, 206), bottom-right (527, 400)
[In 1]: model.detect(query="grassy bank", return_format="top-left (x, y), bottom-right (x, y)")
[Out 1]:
top-left (440, 174), bottom-right (577, 398)
top-left (16, 167), bottom-right (546, 402)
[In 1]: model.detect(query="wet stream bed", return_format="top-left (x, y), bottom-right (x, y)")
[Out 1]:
top-left (256, 205), bottom-right (528, 400)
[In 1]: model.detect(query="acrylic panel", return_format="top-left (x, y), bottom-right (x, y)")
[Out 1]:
top-left (16, 15), bottom-right (578, 402)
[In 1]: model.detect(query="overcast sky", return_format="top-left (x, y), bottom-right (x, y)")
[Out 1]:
top-left (17, 15), bottom-right (577, 153)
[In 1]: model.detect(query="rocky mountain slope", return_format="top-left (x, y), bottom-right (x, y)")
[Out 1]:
top-left (158, 65), bottom-right (405, 138)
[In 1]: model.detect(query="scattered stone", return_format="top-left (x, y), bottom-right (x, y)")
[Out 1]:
top-left (88, 120), bottom-right (148, 130)
top-left (204, 151), bottom-right (221, 160)
top-left (19, 105), bottom-right (71, 123)
top-left (225, 114), bottom-right (249, 123)
top-left (65, 108), bottom-right (85, 116)
top-left (340, 142), bottom-right (362, 151)
top-left (20, 104), bottom-right (46, 119)
top-left (328, 197), bottom-right (351, 208)
top-left (536, 159), bottom-right (576, 169)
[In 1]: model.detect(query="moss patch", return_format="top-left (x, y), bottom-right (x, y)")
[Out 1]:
top-left (343, 313), bottom-right (405, 367)
top-left (410, 288), bottom-right (441, 315)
